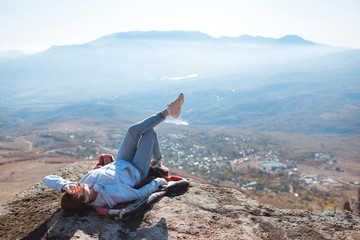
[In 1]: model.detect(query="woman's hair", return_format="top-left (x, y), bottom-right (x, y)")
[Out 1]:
top-left (60, 193), bottom-right (88, 217)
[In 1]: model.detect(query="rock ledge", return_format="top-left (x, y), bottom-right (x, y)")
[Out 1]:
top-left (1, 162), bottom-right (360, 239)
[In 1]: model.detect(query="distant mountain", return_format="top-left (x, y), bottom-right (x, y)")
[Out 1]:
top-left (0, 30), bottom-right (358, 134)
top-left (90, 30), bottom-right (214, 46)
top-left (0, 50), bottom-right (26, 59)
top-left (276, 35), bottom-right (315, 45)
top-left (91, 31), bottom-right (317, 46)
top-left (219, 34), bottom-right (316, 45)
top-left (0, 31), bottom-right (342, 104)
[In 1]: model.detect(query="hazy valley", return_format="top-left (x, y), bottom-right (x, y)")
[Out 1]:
top-left (1, 113), bottom-right (359, 213)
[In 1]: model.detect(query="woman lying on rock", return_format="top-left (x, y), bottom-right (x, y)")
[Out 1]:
top-left (43, 93), bottom-right (184, 216)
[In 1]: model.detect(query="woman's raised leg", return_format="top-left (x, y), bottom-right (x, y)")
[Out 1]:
top-left (152, 134), bottom-right (162, 162)
top-left (115, 112), bottom-right (165, 162)
top-left (114, 93), bottom-right (184, 163)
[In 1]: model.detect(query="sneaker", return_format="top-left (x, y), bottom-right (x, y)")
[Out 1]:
top-left (167, 93), bottom-right (184, 118)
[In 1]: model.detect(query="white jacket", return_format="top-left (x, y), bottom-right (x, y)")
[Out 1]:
top-left (43, 160), bottom-right (163, 208)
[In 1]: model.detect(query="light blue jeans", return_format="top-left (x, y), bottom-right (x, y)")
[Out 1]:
top-left (115, 112), bottom-right (165, 180)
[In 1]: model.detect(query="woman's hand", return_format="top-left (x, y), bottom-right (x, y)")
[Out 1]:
top-left (61, 183), bottom-right (83, 194)
top-left (157, 178), bottom-right (168, 185)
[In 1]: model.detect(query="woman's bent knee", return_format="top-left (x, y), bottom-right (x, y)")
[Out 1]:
top-left (142, 128), bottom-right (156, 139)
top-left (127, 124), bottom-right (140, 138)
top-left (127, 124), bottom-right (156, 138)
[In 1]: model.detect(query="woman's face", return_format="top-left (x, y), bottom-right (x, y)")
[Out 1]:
top-left (72, 183), bottom-right (91, 204)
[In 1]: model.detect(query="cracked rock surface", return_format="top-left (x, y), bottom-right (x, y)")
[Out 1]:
top-left (1, 162), bottom-right (360, 239)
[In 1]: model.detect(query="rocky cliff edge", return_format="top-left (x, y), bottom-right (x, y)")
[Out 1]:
top-left (1, 162), bottom-right (360, 240)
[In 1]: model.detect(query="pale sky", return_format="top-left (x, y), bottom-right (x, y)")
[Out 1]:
top-left (0, 0), bottom-right (359, 53)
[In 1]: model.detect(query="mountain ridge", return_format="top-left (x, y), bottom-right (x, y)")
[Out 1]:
top-left (220, 34), bottom-right (316, 45)
top-left (0, 30), bottom-right (322, 55)
top-left (276, 34), bottom-right (315, 45)
top-left (0, 50), bottom-right (26, 59)
top-left (89, 30), bottom-right (215, 45)
top-left (88, 30), bottom-right (317, 46)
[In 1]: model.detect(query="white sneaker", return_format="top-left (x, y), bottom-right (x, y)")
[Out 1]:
top-left (167, 93), bottom-right (184, 118)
